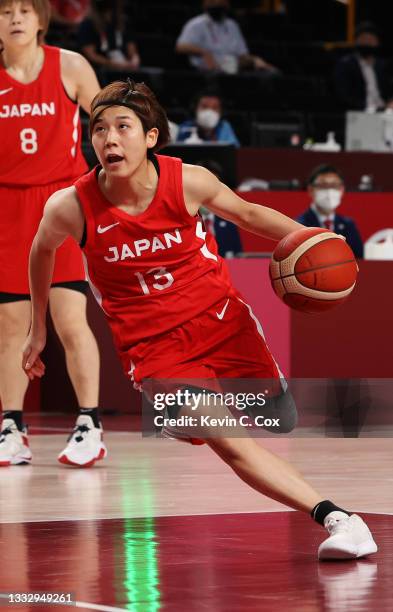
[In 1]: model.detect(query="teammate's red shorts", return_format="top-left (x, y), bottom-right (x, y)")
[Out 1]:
top-left (0, 180), bottom-right (85, 294)
top-left (124, 293), bottom-right (281, 389)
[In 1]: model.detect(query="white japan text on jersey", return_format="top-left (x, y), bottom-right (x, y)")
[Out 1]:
top-left (0, 45), bottom-right (87, 186)
top-left (75, 155), bottom-right (235, 349)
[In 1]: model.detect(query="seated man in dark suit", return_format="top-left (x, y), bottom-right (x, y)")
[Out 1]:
top-left (197, 159), bottom-right (242, 257)
top-left (297, 164), bottom-right (364, 258)
top-left (201, 208), bottom-right (243, 257)
top-left (334, 22), bottom-right (392, 111)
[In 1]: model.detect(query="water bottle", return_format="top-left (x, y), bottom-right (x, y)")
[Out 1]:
top-left (324, 132), bottom-right (341, 152)
top-left (358, 175), bottom-right (374, 191)
top-left (184, 126), bottom-right (203, 144)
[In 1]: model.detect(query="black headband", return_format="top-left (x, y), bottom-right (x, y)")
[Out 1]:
top-left (93, 98), bottom-right (136, 114)
top-left (91, 79), bottom-right (141, 128)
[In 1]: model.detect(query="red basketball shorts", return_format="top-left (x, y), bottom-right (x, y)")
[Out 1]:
top-left (0, 181), bottom-right (85, 293)
top-left (124, 294), bottom-right (282, 389)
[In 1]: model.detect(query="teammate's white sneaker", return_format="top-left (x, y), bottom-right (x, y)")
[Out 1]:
top-left (0, 419), bottom-right (32, 466)
top-left (58, 415), bottom-right (107, 468)
top-left (318, 512), bottom-right (378, 560)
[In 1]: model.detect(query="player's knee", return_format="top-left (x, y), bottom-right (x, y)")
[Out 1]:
top-left (0, 308), bottom-right (27, 343)
top-left (247, 387), bottom-right (298, 434)
top-left (54, 321), bottom-right (85, 350)
top-left (263, 388), bottom-right (298, 433)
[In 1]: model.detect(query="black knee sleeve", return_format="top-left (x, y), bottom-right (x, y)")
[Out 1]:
top-left (247, 387), bottom-right (298, 434)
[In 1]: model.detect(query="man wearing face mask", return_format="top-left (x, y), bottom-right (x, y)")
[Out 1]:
top-left (297, 165), bottom-right (364, 258)
top-left (334, 22), bottom-right (393, 112)
top-left (175, 0), bottom-right (276, 74)
top-left (177, 91), bottom-right (240, 146)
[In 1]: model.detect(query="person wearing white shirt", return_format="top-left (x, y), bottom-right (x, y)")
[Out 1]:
top-left (175, 0), bottom-right (276, 74)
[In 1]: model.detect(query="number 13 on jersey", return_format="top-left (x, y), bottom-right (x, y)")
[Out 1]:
top-left (135, 267), bottom-right (174, 295)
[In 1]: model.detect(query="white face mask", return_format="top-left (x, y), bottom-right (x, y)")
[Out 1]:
top-left (314, 188), bottom-right (342, 213)
top-left (196, 109), bottom-right (220, 130)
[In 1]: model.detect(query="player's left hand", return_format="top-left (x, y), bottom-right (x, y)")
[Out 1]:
top-left (22, 331), bottom-right (47, 380)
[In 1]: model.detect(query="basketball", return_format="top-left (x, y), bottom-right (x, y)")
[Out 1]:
top-left (269, 227), bottom-right (358, 313)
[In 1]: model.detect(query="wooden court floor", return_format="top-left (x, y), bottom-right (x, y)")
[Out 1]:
top-left (0, 417), bottom-right (392, 611)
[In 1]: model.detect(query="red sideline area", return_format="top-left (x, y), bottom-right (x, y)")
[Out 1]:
top-left (238, 191), bottom-right (393, 253)
top-left (19, 259), bottom-right (393, 414)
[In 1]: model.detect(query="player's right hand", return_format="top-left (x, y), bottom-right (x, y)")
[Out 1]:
top-left (22, 331), bottom-right (47, 380)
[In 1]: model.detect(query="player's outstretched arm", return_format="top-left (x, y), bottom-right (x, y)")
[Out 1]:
top-left (22, 188), bottom-right (85, 379)
top-left (183, 165), bottom-right (303, 241)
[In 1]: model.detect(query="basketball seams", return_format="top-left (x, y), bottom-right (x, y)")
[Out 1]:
top-left (282, 276), bottom-right (355, 300)
top-left (272, 278), bottom-right (286, 298)
top-left (269, 260), bottom-right (280, 281)
top-left (273, 233), bottom-right (339, 280)
top-left (283, 294), bottom-right (347, 311)
top-left (270, 228), bottom-right (358, 311)
top-left (280, 258), bottom-right (356, 280)
top-left (273, 228), bottom-right (333, 262)
top-left (269, 229), bottom-right (358, 311)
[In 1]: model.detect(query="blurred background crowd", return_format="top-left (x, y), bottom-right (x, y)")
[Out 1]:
top-left (45, 0), bottom-right (393, 259)
top-left (46, 0), bottom-right (393, 147)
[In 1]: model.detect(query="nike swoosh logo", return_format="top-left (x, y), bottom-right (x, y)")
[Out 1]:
top-left (97, 222), bottom-right (120, 234)
top-left (216, 299), bottom-right (229, 320)
top-left (0, 87), bottom-right (13, 96)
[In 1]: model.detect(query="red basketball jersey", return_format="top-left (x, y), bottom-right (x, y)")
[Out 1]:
top-left (0, 45), bottom-right (87, 186)
top-left (75, 155), bottom-right (235, 351)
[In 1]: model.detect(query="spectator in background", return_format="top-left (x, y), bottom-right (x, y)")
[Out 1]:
top-left (334, 22), bottom-right (393, 112)
top-left (48, 0), bottom-right (91, 47)
top-left (177, 91), bottom-right (240, 146)
top-left (49, 0), bottom-right (90, 28)
top-left (77, 0), bottom-right (140, 71)
top-left (176, 0), bottom-right (277, 74)
top-left (297, 164), bottom-right (363, 258)
top-left (168, 120), bottom-right (179, 142)
top-left (197, 160), bottom-right (243, 258)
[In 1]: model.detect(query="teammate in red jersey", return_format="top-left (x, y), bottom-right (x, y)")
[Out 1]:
top-left (0, 0), bottom-right (106, 467)
top-left (23, 80), bottom-right (377, 560)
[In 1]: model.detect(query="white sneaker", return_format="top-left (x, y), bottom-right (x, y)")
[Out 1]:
top-left (58, 415), bottom-right (107, 468)
top-left (0, 419), bottom-right (32, 466)
top-left (318, 512), bottom-right (378, 560)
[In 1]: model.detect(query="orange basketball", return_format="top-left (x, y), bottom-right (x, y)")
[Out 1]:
top-left (269, 227), bottom-right (358, 313)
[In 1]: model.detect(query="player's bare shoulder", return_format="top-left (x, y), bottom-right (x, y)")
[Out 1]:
top-left (60, 49), bottom-right (100, 111)
top-left (182, 163), bottom-right (221, 215)
top-left (43, 186), bottom-right (85, 243)
top-left (182, 163), bottom-right (213, 186)
top-left (60, 48), bottom-right (92, 78)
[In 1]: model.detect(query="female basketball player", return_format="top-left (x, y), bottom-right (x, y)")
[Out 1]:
top-left (0, 0), bottom-right (106, 467)
top-left (22, 80), bottom-right (377, 560)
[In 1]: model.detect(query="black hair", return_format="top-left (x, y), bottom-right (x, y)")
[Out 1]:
top-left (307, 164), bottom-right (344, 186)
top-left (90, 79), bottom-right (170, 151)
top-left (192, 88), bottom-right (223, 111)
